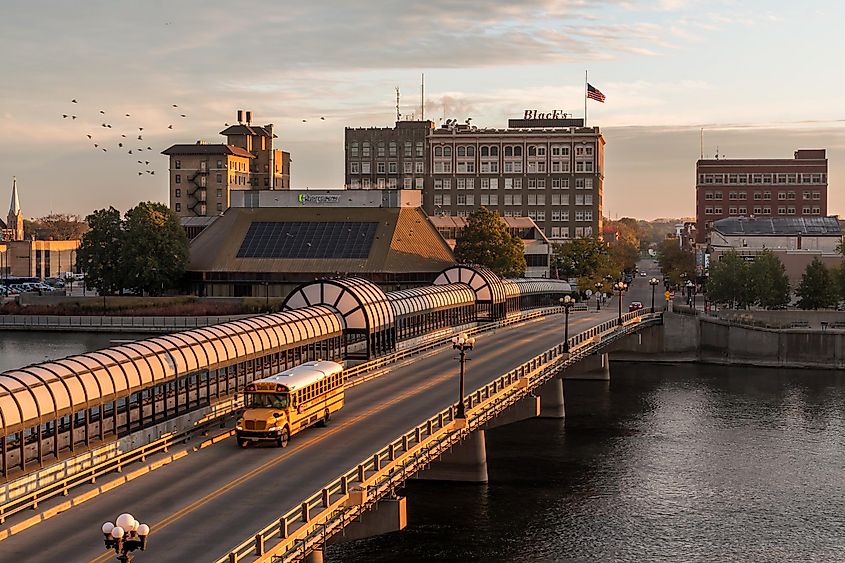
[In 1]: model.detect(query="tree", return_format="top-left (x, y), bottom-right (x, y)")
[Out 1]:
top-left (706, 250), bottom-right (751, 308)
top-left (656, 239), bottom-right (695, 286)
top-left (551, 237), bottom-right (608, 279)
top-left (454, 207), bottom-right (526, 278)
top-left (121, 202), bottom-right (189, 295)
top-left (748, 250), bottom-right (790, 308)
top-left (796, 257), bottom-right (837, 310)
top-left (77, 207), bottom-right (125, 295)
top-left (31, 213), bottom-right (89, 240)
top-left (608, 239), bottom-right (639, 274)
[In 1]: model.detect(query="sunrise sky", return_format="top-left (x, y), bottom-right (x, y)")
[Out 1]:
top-left (2, 0), bottom-right (843, 220)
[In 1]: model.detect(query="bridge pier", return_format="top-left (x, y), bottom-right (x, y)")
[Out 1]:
top-left (485, 396), bottom-right (540, 429)
top-left (305, 547), bottom-right (324, 563)
top-left (538, 378), bottom-right (565, 418)
top-left (333, 497), bottom-right (407, 544)
top-left (563, 352), bottom-right (610, 380)
top-left (416, 429), bottom-right (488, 482)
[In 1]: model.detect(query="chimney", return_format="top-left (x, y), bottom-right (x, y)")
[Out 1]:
top-left (237, 110), bottom-right (243, 124)
top-left (245, 111), bottom-right (252, 125)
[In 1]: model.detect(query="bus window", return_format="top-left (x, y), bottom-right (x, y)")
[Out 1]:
top-left (245, 393), bottom-right (289, 409)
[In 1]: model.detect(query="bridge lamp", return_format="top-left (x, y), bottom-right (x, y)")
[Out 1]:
top-left (452, 333), bottom-right (476, 419)
top-left (102, 512), bottom-right (150, 561)
top-left (613, 281), bottom-right (627, 326)
top-left (685, 279), bottom-right (695, 307)
top-left (649, 278), bottom-right (660, 313)
top-left (559, 296), bottom-right (575, 353)
top-left (594, 282), bottom-right (603, 311)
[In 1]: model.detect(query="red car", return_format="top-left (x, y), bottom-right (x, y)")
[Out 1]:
top-left (628, 301), bottom-right (644, 312)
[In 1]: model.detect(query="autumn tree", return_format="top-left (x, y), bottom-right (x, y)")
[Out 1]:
top-left (656, 239), bottom-right (695, 286)
top-left (454, 207), bottom-right (526, 278)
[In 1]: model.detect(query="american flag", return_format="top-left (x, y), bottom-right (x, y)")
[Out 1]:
top-left (586, 83), bottom-right (606, 103)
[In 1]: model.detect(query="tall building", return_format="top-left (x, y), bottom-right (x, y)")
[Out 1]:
top-left (344, 120), bottom-right (432, 190)
top-left (695, 149), bottom-right (828, 243)
top-left (344, 115), bottom-right (605, 241)
top-left (163, 110), bottom-right (291, 219)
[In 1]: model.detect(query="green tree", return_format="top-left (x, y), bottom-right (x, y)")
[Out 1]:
top-left (608, 240), bottom-right (639, 274)
top-left (31, 213), bottom-right (89, 240)
top-left (551, 237), bottom-right (608, 279)
top-left (76, 207), bottom-right (125, 295)
top-left (656, 239), bottom-right (695, 286)
top-left (454, 207), bottom-right (526, 278)
top-left (706, 250), bottom-right (751, 308)
top-left (121, 202), bottom-right (189, 295)
top-left (795, 257), bottom-right (837, 310)
top-left (748, 250), bottom-right (790, 308)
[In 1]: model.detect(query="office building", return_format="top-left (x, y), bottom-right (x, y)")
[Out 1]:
top-left (695, 149), bottom-right (828, 243)
top-left (163, 110), bottom-right (291, 219)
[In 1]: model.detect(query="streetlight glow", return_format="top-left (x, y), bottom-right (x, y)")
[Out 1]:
top-left (649, 277), bottom-right (660, 313)
top-left (101, 512), bottom-right (150, 561)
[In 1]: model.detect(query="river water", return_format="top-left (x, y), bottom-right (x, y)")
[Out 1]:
top-left (3, 335), bottom-right (844, 561)
top-left (332, 362), bottom-right (845, 563)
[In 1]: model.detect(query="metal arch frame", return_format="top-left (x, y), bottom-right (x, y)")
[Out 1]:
top-left (282, 278), bottom-right (396, 359)
top-left (434, 265), bottom-right (508, 319)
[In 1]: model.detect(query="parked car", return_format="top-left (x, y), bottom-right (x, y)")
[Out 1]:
top-left (640, 272), bottom-right (647, 277)
top-left (628, 301), bottom-right (644, 312)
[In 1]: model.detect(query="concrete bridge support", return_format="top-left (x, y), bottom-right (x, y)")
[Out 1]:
top-left (333, 497), bottom-right (408, 544)
top-left (486, 395), bottom-right (540, 429)
top-left (305, 547), bottom-right (324, 563)
top-left (563, 352), bottom-right (610, 380)
top-left (538, 378), bottom-right (565, 418)
top-left (416, 429), bottom-right (488, 482)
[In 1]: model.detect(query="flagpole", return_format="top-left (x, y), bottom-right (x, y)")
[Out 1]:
top-left (584, 69), bottom-right (588, 127)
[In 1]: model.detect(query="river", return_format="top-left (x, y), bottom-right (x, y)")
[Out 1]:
top-left (3, 335), bottom-right (844, 561)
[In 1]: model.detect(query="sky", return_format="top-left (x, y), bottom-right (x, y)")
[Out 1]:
top-left (1, 0), bottom-right (844, 221)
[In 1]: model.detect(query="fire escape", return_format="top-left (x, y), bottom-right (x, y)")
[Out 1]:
top-left (187, 161), bottom-right (208, 216)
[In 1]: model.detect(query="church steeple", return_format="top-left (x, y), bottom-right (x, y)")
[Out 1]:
top-left (7, 177), bottom-right (23, 241)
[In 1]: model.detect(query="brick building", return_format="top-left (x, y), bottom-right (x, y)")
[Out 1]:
top-left (695, 149), bottom-right (828, 243)
top-left (344, 120), bottom-right (432, 190)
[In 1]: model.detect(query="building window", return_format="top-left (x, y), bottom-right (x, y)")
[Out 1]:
top-left (350, 162), bottom-right (360, 174)
top-left (787, 207), bottom-right (796, 215)
top-left (802, 207), bottom-right (811, 214)
top-left (175, 160), bottom-right (181, 169)
top-left (705, 207), bottom-right (713, 215)
top-left (377, 144), bottom-right (385, 157)
top-left (416, 142), bottom-right (424, 157)
top-left (778, 192), bottom-right (787, 200)
top-left (575, 179), bottom-right (585, 189)
top-left (217, 203), bottom-right (223, 212)
top-left (377, 162), bottom-right (386, 174)
top-left (351, 143), bottom-right (359, 157)
top-left (175, 203), bottom-right (181, 212)
top-left (175, 174), bottom-right (181, 184)
top-left (362, 143), bottom-right (370, 157)
top-left (762, 207), bottom-right (771, 214)
top-left (812, 207), bottom-right (821, 214)
top-left (778, 207), bottom-right (786, 215)
top-left (362, 162), bottom-right (371, 174)
top-left (388, 162), bottom-right (397, 174)
top-left (403, 161), bottom-right (413, 174)
top-left (753, 207), bottom-right (762, 214)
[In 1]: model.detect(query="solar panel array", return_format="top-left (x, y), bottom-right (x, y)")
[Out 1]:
top-left (236, 221), bottom-right (378, 259)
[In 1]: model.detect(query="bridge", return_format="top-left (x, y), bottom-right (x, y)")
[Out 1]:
top-left (0, 267), bottom-right (661, 562)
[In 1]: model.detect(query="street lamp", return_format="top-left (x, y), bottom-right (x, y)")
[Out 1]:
top-left (101, 512), bottom-right (150, 562)
top-left (560, 295), bottom-right (575, 352)
top-left (594, 282), bottom-right (603, 311)
top-left (263, 281), bottom-right (270, 311)
top-left (613, 281), bottom-right (627, 326)
top-left (685, 279), bottom-right (695, 307)
top-left (649, 277), bottom-right (660, 313)
top-left (451, 333), bottom-right (476, 419)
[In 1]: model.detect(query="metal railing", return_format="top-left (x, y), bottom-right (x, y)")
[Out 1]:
top-left (0, 314), bottom-right (254, 330)
top-left (217, 310), bottom-right (661, 563)
top-left (0, 307), bottom-right (564, 530)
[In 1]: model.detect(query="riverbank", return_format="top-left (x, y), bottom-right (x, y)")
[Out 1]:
top-left (612, 311), bottom-right (845, 370)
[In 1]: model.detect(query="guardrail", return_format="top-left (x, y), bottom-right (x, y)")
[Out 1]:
top-left (217, 310), bottom-right (661, 563)
top-left (0, 306), bottom-right (566, 530)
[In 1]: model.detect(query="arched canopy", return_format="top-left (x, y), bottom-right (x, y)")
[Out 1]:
top-left (387, 284), bottom-right (476, 318)
top-left (509, 278), bottom-right (573, 296)
top-left (433, 265), bottom-right (507, 305)
top-left (282, 277), bottom-right (394, 334)
top-left (0, 305), bottom-right (344, 436)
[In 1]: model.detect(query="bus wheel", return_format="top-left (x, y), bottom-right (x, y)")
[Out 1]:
top-left (237, 438), bottom-right (248, 448)
top-left (277, 427), bottom-right (289, 448)
top-left (319, 409), bottom-right (330, 427)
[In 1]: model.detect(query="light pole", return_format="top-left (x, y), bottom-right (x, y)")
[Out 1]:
top-left (594, 282), bottom-right (602, 311)
top-left (101, 512), bottom-right (150, 562)
top-left (452, 333), bottom-right (476, 419)
top-left (685, 279), bottom-right (695, 307)
top-left (649, 277), bottom-right (660, 313)
top-left (263, 281), bottom-right (270, 311)
top-left (613, 281), bottom-right (627, 326)
top-left (560, 295), bottom-right (574, 352)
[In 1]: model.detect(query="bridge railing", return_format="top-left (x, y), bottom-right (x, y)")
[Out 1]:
top-left (216, 310), bottom-right (661, 563)
top-left (0, 314), bottom-right (254, 330)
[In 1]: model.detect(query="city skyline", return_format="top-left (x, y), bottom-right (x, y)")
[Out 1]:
top-left (2, 0), bottom-right (843, 220)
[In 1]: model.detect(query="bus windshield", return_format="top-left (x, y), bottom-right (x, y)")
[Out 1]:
top-left (244, 393), bottom-right (290, 410)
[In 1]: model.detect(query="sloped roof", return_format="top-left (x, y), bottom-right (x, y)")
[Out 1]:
top-left (713, 217), bottom-right (841, 236)
top-left (161, 144), bottom-right (255, 158)
top-left (219, 124), bottom-right (273, 137)
top-left (188, 207), bottom-right (455, 274)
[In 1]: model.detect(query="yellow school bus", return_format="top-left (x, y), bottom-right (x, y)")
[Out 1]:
top-left (235, 360), bottom-right (344, 448)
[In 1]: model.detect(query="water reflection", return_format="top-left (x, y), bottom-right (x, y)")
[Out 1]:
top-left (0, 331), bottom-right (149, 372)
top-left (332, 362), bottom-right (845, 562)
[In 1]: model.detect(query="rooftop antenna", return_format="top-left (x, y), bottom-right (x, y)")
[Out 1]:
top-left (715, 146), bottom-right (720, 160)
top-left (395, 87), bottom-right (401, 122)
top-left (421, 73), bottom-right (425, 121)
top-left (700, 128), bottom-right (704, 159)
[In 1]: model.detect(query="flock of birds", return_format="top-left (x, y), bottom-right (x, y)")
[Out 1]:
top-left (62, 99), bottom-right (189, 177)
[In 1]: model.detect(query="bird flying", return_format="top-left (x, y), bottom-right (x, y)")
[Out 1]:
top-left (180, 114), bottom-right (187, 118)
top-left (118, 143), bottom-right (123, 148)
top-left (172, 104), bottom-right (178, 107)
top-left (86, 134), bottom-right (92, 139)
top-left (125, 114), bottom-right (131, 117)
top-left (62, 114), bottom-right (68, 118)
top-left (168, 125), bottom-right (173, 129)
top-left (71, 99), bottom-right (78, 103)
top-left (72, 115), bottom-right (77, 119)
top-left (99, 110), bottom-right (105, 114)
top-left (138, 135), bottom-right (143, 140)
top-left (320, 116), bottom-right (325, 120)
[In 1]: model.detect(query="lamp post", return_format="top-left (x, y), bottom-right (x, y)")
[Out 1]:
top-left (649, 277), bottom-right (660, 313)
top-left (263, 281), bottom-right (270, 311)
top-left (560, 295), bottom-right (575, 352)
top-left (101, 512), bottom-right (150, 562)
top-left (452, 333), bottom-right (475, 419)
top-left (685, 279), bottom-right (695, 308)
top-left (594, 282), bottom-right (603, 311)
top-left (613, 281), bottom-right (627, 326)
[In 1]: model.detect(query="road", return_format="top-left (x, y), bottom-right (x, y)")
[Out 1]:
top-left (1, 277), bottom-right (657, 562)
